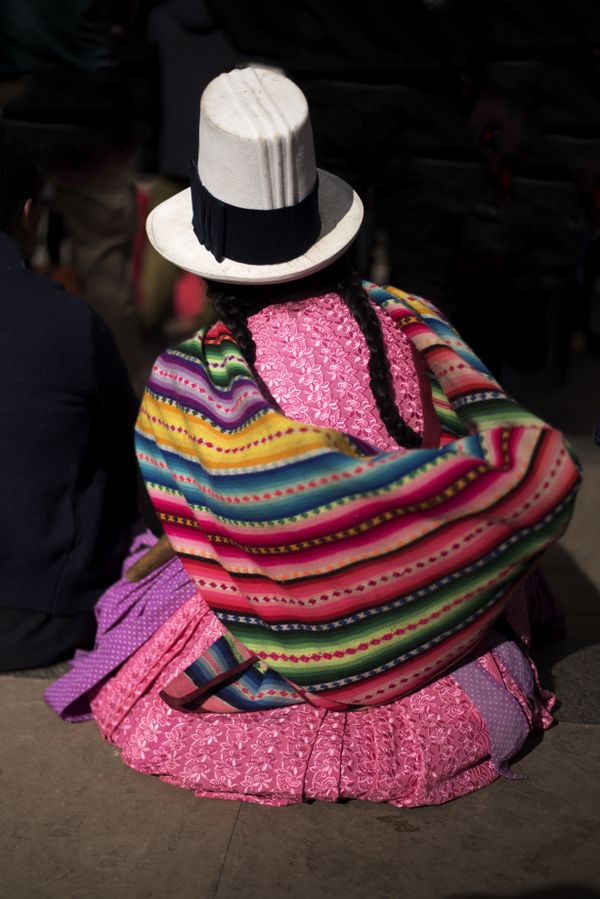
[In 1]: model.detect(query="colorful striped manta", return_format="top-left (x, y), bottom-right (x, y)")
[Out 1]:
top-left (135, 284), bottom-right (581, 712)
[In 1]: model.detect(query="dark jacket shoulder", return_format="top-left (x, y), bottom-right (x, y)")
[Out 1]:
top-left (0, 231), bottom-right (139, 617)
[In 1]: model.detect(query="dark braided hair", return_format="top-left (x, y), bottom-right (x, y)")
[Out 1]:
top-left (336, 272), bottom-right (421, 448)
top-left (207, 256), bottom-right (422, 448)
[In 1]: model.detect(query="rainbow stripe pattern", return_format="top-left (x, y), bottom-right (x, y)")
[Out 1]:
top-left (136, 284), bottom-right (581, 711)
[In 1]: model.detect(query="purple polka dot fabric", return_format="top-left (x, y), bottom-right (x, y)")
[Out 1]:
top-left (44, 532), bottom-right (196, 721)
top-left (452, 638), bottom-right (531, 778)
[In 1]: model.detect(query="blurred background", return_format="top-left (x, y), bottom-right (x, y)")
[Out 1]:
top-left (1, 0), bottom-right (599, 411)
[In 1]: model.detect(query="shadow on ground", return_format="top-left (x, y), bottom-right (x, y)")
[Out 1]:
top-left (448, 887), bottom-right (600, 899)
top-left (537, 545), bottom-right (600, 724)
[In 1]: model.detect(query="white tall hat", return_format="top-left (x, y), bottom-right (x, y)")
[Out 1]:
top-left (146, 66), bottom-right (364, 284)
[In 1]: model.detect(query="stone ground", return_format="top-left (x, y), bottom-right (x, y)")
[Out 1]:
top-left (2, 345), bottom-right (600, 899)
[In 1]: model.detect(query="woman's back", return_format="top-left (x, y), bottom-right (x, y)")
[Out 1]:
top-left (249, 290), bottom-right (440, 451)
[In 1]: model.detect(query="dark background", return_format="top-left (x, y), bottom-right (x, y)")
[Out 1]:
top-left (1, 0), bottom-right (600, 402)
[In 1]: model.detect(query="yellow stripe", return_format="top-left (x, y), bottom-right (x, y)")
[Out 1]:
top-left (139, 394), bottom-right (363, 469)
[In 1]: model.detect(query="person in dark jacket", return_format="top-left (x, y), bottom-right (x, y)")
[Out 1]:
top-left (0, 0), bottom-right (154, 392)
top-left (0, 127), bottom-right (139, 671)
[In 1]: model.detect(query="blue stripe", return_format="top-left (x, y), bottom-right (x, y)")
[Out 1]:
top-left (139, 433), bottom-right (468, 524)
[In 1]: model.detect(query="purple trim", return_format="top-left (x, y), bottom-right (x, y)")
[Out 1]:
top-left (44, 533), bottom-right (196, 721)
top-left (452, 633), bottom-right (531, 779)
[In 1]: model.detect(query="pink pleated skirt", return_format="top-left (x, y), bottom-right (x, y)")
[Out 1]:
top-left (90, 587), bottom-right (554, 807)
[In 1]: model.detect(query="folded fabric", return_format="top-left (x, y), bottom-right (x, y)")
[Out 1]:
top-left (44, 532), bottom-right (196, 721)
top-left (136, 284), bottom-right (581, 711)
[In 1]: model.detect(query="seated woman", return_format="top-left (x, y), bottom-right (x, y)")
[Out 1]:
top-left (46, 67), bottom-right (579, 806)
top-left (0, 127), bottom-right (139, 672)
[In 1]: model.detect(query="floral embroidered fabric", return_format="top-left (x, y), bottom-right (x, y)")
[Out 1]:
top-left (90, 587), bottom-right (554, 806)
top-left (249, 292), bottom-right (440, 451)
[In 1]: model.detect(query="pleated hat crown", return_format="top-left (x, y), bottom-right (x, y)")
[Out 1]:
top-left (145, 66), bottom-right (363, 284)
top-left (198, 66), bottom-right (317, 212)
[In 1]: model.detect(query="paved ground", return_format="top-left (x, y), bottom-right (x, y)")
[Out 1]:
top-left (2, 345), bottom-right (600, 899)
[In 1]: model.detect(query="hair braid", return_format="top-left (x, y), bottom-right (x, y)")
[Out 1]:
top-left (209, 286), bottom-right (257, 366)
top-left (337, 274), bottom-right (422, 448)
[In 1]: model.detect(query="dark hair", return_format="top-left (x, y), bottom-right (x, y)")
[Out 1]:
top-left (0, 125), bottom-right (41, 234)
top-left (207, 256), bottom-right (422, 448)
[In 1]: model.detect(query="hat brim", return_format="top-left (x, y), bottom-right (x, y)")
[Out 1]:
top-left (145, 169), bottom-right (364, 285)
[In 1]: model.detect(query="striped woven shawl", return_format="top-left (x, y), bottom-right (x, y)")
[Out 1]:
top-left (136, 284), bottom-right (581, 712)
